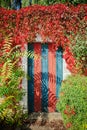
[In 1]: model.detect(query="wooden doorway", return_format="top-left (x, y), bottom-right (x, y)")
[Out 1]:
top-left (28, 43), bottom-right (63, 112)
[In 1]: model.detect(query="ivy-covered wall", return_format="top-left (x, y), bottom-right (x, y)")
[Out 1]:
top-left (0, 4), bottom-right (87, 111)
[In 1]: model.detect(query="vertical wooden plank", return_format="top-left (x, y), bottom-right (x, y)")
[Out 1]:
top-left (28, 44), bottom-right (34, 113)
top-left (56, 47), bottom-right (63, 98)
top-left (41, 44), bottom-right (48, 112)
top-left (48, 44), bottom-right (57, 112)
top-left (34, 43), bottom-right (41, 112)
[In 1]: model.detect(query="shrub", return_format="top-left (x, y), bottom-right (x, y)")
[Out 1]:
top-left (69, 20), bottom-right (87, 74)
top-left (57, 74), bottom-right (87, 130)
top-left (0, 32), bottom-right (26, 127)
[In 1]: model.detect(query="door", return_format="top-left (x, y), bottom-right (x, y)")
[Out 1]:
top-left (28, 43), bottom-right (63, 112)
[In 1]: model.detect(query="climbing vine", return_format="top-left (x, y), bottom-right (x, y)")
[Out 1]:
top-left (0, 4), bottom-right (87, 73)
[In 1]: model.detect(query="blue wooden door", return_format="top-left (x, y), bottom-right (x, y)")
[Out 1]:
top-left (28, 43), bottom-right (63, 112)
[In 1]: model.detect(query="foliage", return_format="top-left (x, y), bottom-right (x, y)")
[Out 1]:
top-left (22, 0), bottom-right (30, 7)
top-left (68, 0), bottom-right (87, 5)
top-left (0, 0), bottom-right (11, 9)
top-left (0, 31), bottom-right (25, 126)
top-left (0, 4), bottom-right (87, 73)
top-left (0, 0), bottom-right (21, 9)
top-left (69, 20), bottom-right (87, 74)
top-left (0, 0), bottom-right (87, 9)
top-left (32, 0), bottom-right (87, 5)
top-left (57, 74), bottom-right (87, 130)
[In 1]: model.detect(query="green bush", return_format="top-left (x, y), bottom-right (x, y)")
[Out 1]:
top-left (69, 20), bottom-right (87, 74)
top-left (0, 33), bottom-right (26, 127)
top-left (57, 75), bottom-right (87, 130)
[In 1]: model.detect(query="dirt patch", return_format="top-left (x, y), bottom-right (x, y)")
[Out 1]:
top-left (29, 119), bottom-right (66, 130)
top-left (22, 112), bottom-right (66, 130)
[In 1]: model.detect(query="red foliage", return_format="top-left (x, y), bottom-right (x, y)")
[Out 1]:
top-left (64, 105), bottom-right (76, 117)
top-left (66, 122), bottom-right (72, 128)
top-left (0, 4), bottom-right (87, 73)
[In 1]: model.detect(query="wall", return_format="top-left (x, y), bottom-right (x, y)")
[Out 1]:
top-left (63, 59), bottom-right (71, 80)
top-left (22, 45), bottom-right (28, 111)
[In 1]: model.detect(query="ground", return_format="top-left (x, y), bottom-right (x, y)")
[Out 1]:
top-left (22, 112), bottom-right (66, 130)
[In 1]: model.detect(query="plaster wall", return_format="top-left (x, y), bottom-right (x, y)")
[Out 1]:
top-left (22, 45), bottom-right (28, 111)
